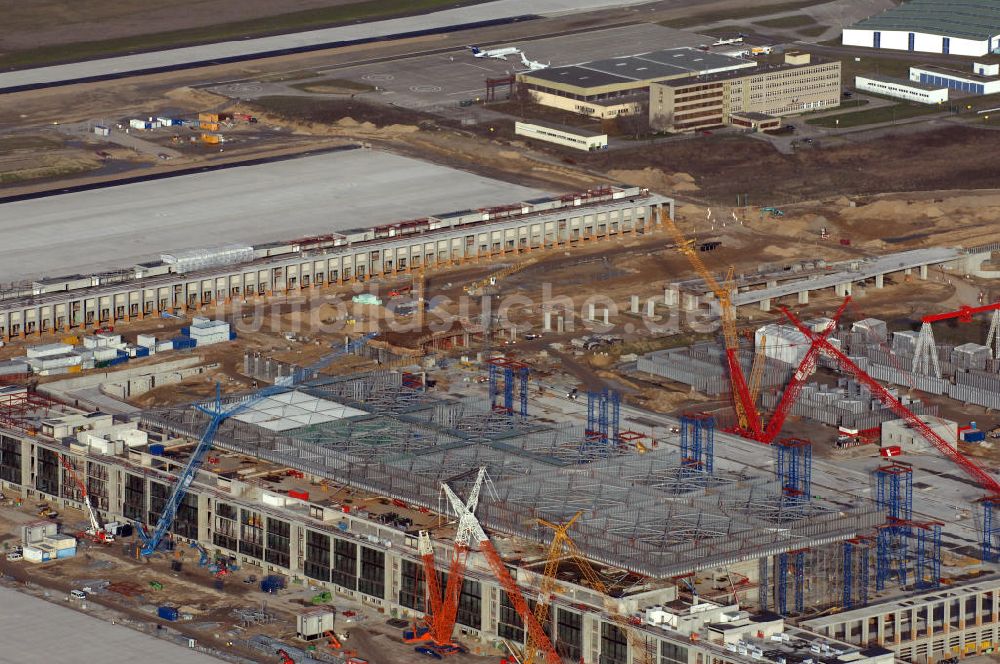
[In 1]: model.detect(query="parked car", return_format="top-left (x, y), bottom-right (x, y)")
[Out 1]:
top-left (6, 551), bottom-right (22, 561)
top-left (70, 589), bottom-right (88, 600)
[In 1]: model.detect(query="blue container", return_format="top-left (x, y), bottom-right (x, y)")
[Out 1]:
top-left (229, 331), bottom-right (238, 340)
top-left (260, 574), bottom-right (285, 594)
top-left (172, 336), bottom-right (196, 350)
top-left (965, 430), bottom-right (986, 443)
top-left (135, 346), bottom-right (150, 358)
top-left (149, 444), bottom-right (165, 456)
top-left (56, 547), bottom-right (76, 559)
top-left (157, 606), bottom-right (178, 621)
top-left (180, 327), bottom-right (190, 335)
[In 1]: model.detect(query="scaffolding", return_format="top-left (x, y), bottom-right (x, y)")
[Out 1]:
top-left (487, 358), bottom-right (530, 416)
top-left (776, 549), bottom-right (807, 616)
top-left (679, 413), bottom-right (715, 475)
top-left (141, 372), bottom-right (883, 579)
top-left (775, 438), bottom-right (812, 505)
top-left (842, 537), bottom-right (872, 610)
top-left (982, 498), bottom-right (1000, 563)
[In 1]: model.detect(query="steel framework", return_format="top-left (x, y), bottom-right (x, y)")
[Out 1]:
top-left (842, 537), bottom-right (872, 610)
top-left (141, 372), bottom-right (882, 578)
top-left (983, 498), bottom-right (1000, 563)
top-left (776, 549), bottom-right (807, 615)
top-left (775, 438), bottom-right (812, 505)
top-left (679, 413), bottom-right (715, 474)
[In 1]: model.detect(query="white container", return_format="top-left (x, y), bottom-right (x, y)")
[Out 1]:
top-left (82, 335), bottom-right (106, 349)
top-left (137, 334), bottom-right (157, 348)
top-left (22, 520), bottom-right (57, 545)
top-left (262, 492), bottom-right (287, 507)
top-left (26, 343), bottom-right (74, 359)
top-left (156, 341), bottom-right (174, 352)
top-left (44, 534), bottom-right (77, 551)
top-left (93, 347), bottom-right (118, 362)
top-left (22, 546), bottom-right (46, 563)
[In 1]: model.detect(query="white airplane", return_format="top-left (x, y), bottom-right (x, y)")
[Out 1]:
top-left (470, 45), bottom-right (521, 60)
top-left (519, 52), bottom-right (550, 71)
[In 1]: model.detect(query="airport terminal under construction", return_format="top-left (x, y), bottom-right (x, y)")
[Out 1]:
top-left (0, 149), bottom-right (999, 664)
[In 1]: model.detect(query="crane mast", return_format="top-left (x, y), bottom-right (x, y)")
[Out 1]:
top-left (136, 333), bottom-right (376, 555)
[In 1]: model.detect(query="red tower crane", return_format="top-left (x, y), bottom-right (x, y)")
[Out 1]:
top-left (781, 305), bottom-right (1000, 495)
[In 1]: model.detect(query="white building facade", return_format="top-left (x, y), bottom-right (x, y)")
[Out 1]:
top-left (854, 75), bottom-right (948, 104)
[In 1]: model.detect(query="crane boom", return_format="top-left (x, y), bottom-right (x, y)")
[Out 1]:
top-left (522, 512), bottom-right (582, 664)
top-left (137, 333), bottom-right (376, 555)
top-left (781, 307), bottom-right (1000, 494)
top-left (922, 301), bottom-right (1000, 323)
top-left (442, 482), bottom-right (561, 664)
top-left (59, 453), bottom-right (107, 539)
top-left (658, 209), bottom-right (762, 436)
top-left (759, 296), bottom-right (850, 442)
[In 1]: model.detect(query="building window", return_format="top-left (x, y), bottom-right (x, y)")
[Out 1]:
top-left (908, 32), bottom-right (915, 51)
top-left (601, 622), bottom-right (629, 664)
top-left (456, 580), bottom-right (482, 630)
top-left (359, 546), bottom-right (385, 599)
top-left (399, 559), bottom-right (426, 611)
top-left (662, 641), bottom-right (689, 664)
top-left (874, 31), bottom-right (881, 48)
top-left (943, 37), bottom-right (950, 54)
top-left (304, 530), bottom-right (331, 582)
top-left (556, 608), bottom-right (583, 661)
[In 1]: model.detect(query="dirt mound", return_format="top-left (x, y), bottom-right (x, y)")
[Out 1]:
top-left (164, 86), bottom-right (227, 111)
top-left (608, 167), bottom-right (700, 194)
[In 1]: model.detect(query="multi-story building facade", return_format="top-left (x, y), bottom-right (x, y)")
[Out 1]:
top-left (649, 53), bottom-right (842, 133)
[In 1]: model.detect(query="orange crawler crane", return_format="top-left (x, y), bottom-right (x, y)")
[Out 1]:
top-left (403, 469), bottom-right (487, 658)
top-left (443, 478), bottom-right (561, 664)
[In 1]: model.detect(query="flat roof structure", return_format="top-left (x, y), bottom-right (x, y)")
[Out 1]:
top-left (0, 148), bottom-right (546, 283)
top-left (850, 0), bottom-right (1000, 41)
top-left (143, 377), bottom-right (881, 578)
top-left (0, 0), bottom-right (657, 93)
top-left (857, 73), bottom-right (946, 90)
top-left (523, 47), bottom-right (755, 94)
top-left (0, 586), bottom-right (226, 664)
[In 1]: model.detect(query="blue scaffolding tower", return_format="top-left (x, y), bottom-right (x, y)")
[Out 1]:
top-left (913, 522), bottom-right (942, 590)
top-left (875, 462), bottom-right (913, 522)
top-left (581, 389), bottom-right (621, 460)
top-left (776, 550), bottom-right (807, 615)
top-left (842, 537), bottom-right (872, 610)
top-left (982, 498), bottom-right (1000, 563)
top-left (679, 413), bottom-right (715, 474)
top-left (775, 438), bottom-right (812, 504)
top-left (487, 358), bottom-right (530, 416)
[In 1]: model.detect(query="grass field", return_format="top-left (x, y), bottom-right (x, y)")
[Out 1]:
top-left (806, 102), bottom-right (943, 128)
top-left (0, 0), bottom-right (486, 70)
top-left (753, 14), bottom-right (817, 29)
top-left (661, 0), bottom-right (820, 28)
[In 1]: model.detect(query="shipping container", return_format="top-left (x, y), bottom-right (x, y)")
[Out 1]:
top-left (55, 547), bottom-right (76, 559)
top-left (149, 444), bottom-right (165, 456)
top-left (158, 606), bottom-right (179, 621)
top-left (200, 133), bottom-right (222, 144)
top-left (880, 445), bottom-right (902, 458)
top-left (135, 346), bottom-right (150, 358)
top-left (288, 490), bottom-right (310, 501)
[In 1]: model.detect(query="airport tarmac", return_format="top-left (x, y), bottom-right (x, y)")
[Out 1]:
top-left (0, 148), bottom-right (546, 284)
top-left (0, 585), bottom-right (226, 664)
top-left (0, 0), bottom-right (659, 92)
top-left (210, 23), bottom-right (714, 115)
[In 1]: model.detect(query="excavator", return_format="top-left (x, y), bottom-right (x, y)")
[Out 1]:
top-left (276, 649), bottom-right (294, 664)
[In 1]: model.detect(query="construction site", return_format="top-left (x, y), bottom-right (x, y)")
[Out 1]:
top-left (6, 1), bottom-right (1000, 664)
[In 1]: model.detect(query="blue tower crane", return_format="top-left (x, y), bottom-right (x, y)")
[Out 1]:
top-left (136, 333), bottom-right (376, 555)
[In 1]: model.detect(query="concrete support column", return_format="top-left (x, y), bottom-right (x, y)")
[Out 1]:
top-left (664, 286), bottom-right (679, 307)
top-left (798, 290), bottom-right (810, 305)
top-left (586, 303), bottom-right (596, 321)
top-left (681, 293), bottom-right (699, 311)
top-left (920, 264), bottom-right (928, 280)
top-left (630, 295), bottom-right (640, 314)
top-left (544, 311), bottom-right (553, 332)
top-left (760, 298), bottom-right (771, 312)
top-left (875, 273), bottom-right (885, 288)
top-left (556, 316), bottom-right (565, 333)
top-left (646, 299), bottom-right (656, 318)
top-left (601, 308), bottom-right (609, 325)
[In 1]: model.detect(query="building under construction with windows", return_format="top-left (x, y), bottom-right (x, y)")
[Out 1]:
top-left (0, 368), bottom-right (896, 664)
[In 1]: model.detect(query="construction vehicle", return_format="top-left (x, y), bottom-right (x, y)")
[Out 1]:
top-left (59, 454), bottom-right (113, 543)
top-left (442, 475), bottom-right (561, 664)
top-left (136, 333), bottom-right (376, 555)
top-left (388, 284), bottom-right (412, 297)
top-left (276, 649), bottom-right (295, 664)
top-left (149, 580), bottom-right (163, 591)
top-left (325, 631), bottom-right (341, 650)
top-left (760, 207), bottom-right (784, 218)
top-left (402, 469), bottom-right (487, 653)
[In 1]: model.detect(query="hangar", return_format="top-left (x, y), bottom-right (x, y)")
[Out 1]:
top-left (843, 0), bottom-right (1000, 56)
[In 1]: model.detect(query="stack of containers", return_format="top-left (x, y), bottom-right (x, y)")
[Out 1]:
top-left (188, 317), bottom-right (233, 346)
top-left (137, 334), bottom-right (158, 355)
top-left (43, 533), bottom-right (77, 559)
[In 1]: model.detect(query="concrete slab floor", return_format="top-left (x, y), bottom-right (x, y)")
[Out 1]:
top-left (0, 148), bottom-right (547, 284)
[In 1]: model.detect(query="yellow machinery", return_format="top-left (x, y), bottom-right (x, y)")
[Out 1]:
top-left (658, 208), bottom-right (763, 437)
